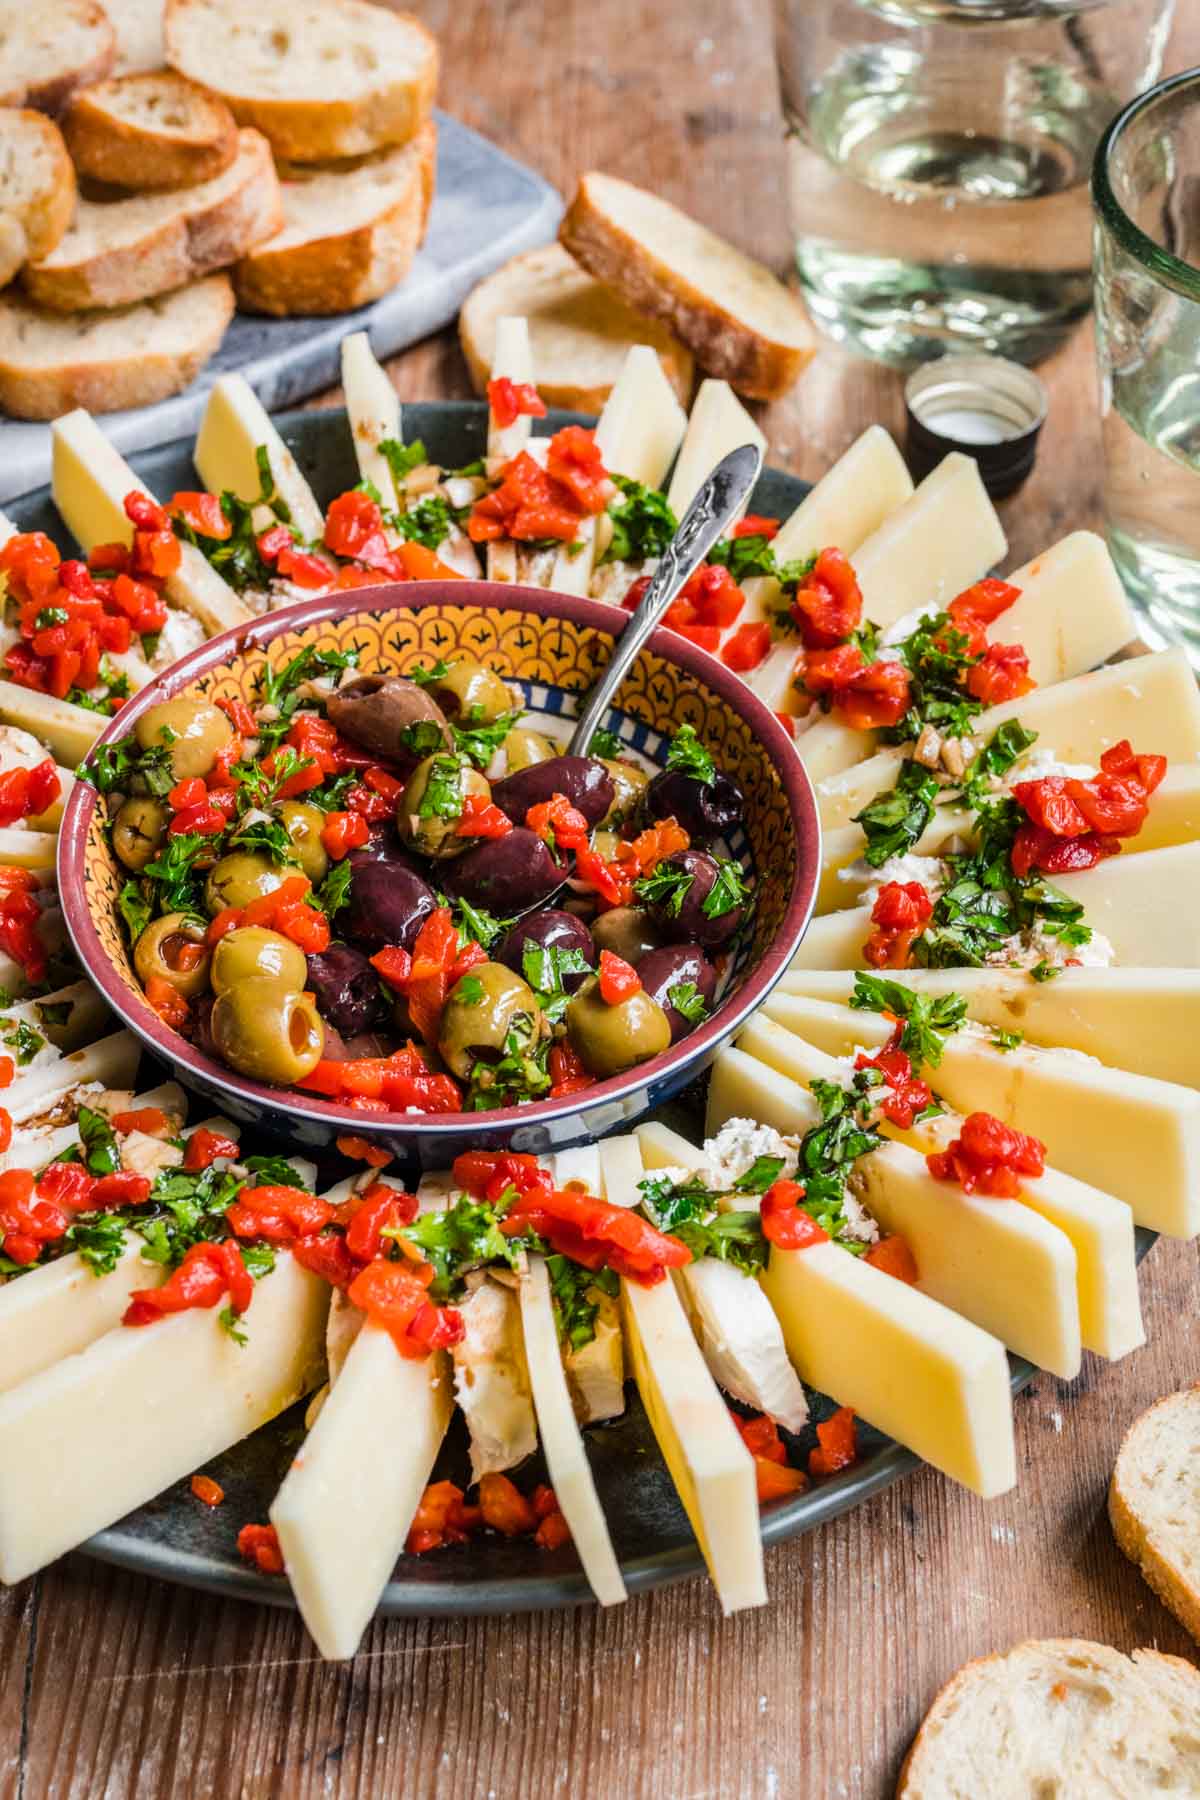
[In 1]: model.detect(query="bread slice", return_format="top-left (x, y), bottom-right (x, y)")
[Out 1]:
top-left (102, 0), bottom-right (165, 76)
top-left (163, 0), bottom-right (438, 163)
top-left (0, 0), bottom-right (115, 113)
top-left (897, 1638), bottom-right (1200, 1798)
top-left (0, 112), bottom-right (77, 288)
top-left (1110, 1386), bottom-right (1200, 1645)
top-left (63, 72), bottom-right (239, 191)
top-left (22, 128), bottom-right (281, 311)
top-left (459, 242), bottom-right (693, 412)
top-left (0, 274), bottom-right (234, 418)
top-left (559, 171), bottom-right (816, 402)
top-left (233, 121), bottom-right (436, 317)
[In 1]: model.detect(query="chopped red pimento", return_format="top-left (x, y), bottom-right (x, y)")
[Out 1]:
top-left (111, 1105), bottom-right (170, 1137)
top-left (965, 641), bottom-right (1035, 705)
top-left (320, 809), bottom-right (371, 860)
top-left (390, 907), bottom-right (460, 1043)
top-left (454, 792), bottom-right (513, 839)
top-left (180, 1126), bottom-right (239, 1170)
top-left (36, 1161), bottom-right (94, 1210)
top-left (500, 1185), bottom-right (691, 1284)
top-left (90, 1172), bottom-right (152, 1209)
top-left (405, 1480), bottom-right (480, 1553)
top-left (168, 491), bottom-right (230, 540)
top-left (598, 948), bottom-right (641, 1005)
top-left (370, 944), bottom-right (412, 990)
top-left (0, 1166), bottom-right (67, 1265)
top-left (865, 1234), bottom-right (919, 1284)
top-left (731, 515), bottom-right (780, 540)
top-left (144, 974), bottom-right (189, 1030)
top-left (854, 1035), bottom-right (933, 1129)
top-left (760, 1179), bottom-right (829, 1251)
top-left (342, 1181), bottom-right (419, 1261)
top-left (205, 906), bottom-right (243, 948)
top-left (809, 1407), bottom-right (858, 1479)
top-left (468, 449), bottom-right (585, 545)
top-left (123, 1240), bottom-right (253, 1326)
top-left (237, 1522), bottom-right (284, 1575)
top-left (297, 1043), bottom-right (462, 1113)
top-left (190, 1474), bottom-right (225, 1507)
top-left (0, 761), bottom-right (60, 829)
top-left (453, 1149), bottom-right (552, 1205)
top-left (730, 1409), bottom-right (788, 1465)
top-left (226, 1184), bottom-right (335, 1245)
top-left (487, 377), bottom-right (546, 430)
top-left (548, 1038), bottom-right (594, 1099)
top-left (774, 711), bottom-right (796, 739)
top-left (926, 1111), bottom-right (1046, 1199)
top-left (324, 490), bottom-right (390, 562)
top-left (0, 1056), bottom-right (14, 1091)
top-left (525, 791), bottom-right (588, 852)
top-left (347, 1255), bottom-right (464, 1358)
top-left (789, 547), bottom-right (862, 648)
top-left (753, 1458), bottom-right (809, 1503)
top-left (863, 880), bottom-right (933, 970)
top-left (392, 542), bottom-right (468, 583)
top-left (722, 620), bottom-right (772, 672)
top-left (1100, 737), bottom-right (1167, 794)
top-left (801, 642), bottom-right (912, 730)
top-left (215, 696), bottom-right (257, 737)
top-left (335, 1134), bottom-right (392, 1169)
top-left (574, 842), bottom-right (634, 909)
top-left (448, 940), bottom-right (488, 985)
top-left (545, 424), bottom-right (612, 514)
top-left (534, 1508), bottom-right (572, 1550)
top-left (945, 577), bottom-right (1022, 655)
top-left (1009, 742), bottom-right (1166, 878)
top-left (479, 1471), bottom-right (538, 1536)
top-left (616, 817), bottom-right (689, 876)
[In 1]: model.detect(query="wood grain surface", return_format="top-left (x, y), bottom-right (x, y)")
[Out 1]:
top-left (5, 5), bottom-right (1200, 1797)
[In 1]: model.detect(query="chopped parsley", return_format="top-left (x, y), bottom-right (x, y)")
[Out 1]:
top-left (1030, 961), bottom-right (1062, 983)
top-left (141, 833), bottom-right (208, 915)
top-left (229, 817), bottom-right (300, 866)
top-left (449, 897), bottom-right (513, 952)
top-left (395, 1193), bottom-right (523, 1300)
top-left (962, 721), bottom-right (1039, 808)
top-left (79, 738), bottom-right (174, 797)
top-left (703, 857), bottom-right (749, 920)
top-left (378, 438), bottom-right (429, 488)
top-left (454, 974), bottom-right (486, 1007)
top-left (452, 707), bottom-right (525, 771)
top-left (637, 1172), bottom-right (767, 1275)
top-left (0, 1019), bottom-right (43, 1065)
top-left (854, 760), bottom-right (942, 868)
top-left (218, 1305), bottom-right (248, 1346)
top-left (464, 1020), bottom-right (551, 1110)
top-left (409, 658), bottom-right (454, 687)
top-left (394, 495), bottom-right (459, 550)
top-left (256, 646), bottom-right (359, 749)
top-left (707, 532), bottom-right (780, 584)
top-left (879, 613), bottom-right (983, 746)
top-left (76, 1104), bottom-right (122, 1176)
top-left (243, 1155), bottom-right (310, 1188)
top-left (633, 860), bottom-right (692, 917)
top-left (313, 858), bottom-right (353, 920)
top-left (849, 972), bottom-right (967, 1069)
top-left (118, 878), bottom-right (154, 945)
top-left (588, 728), bottom-right (624, 759)
top-left (546, 1255), bottom-right (618, 1352)
top-left (734, 1154), bottom-right (786, 1194)
top-left (665, 723), bottom-right (714, 786)
top-left (397, 719), bottom-right (447, 760)
top-left (63, 1210), bottom-right (129, 1276)
top-left (990, 1027), bottom-right (1024, 1052)
top-left (667, 980), bottom-right (709, 1025)
top-left (600, 477), bottom-right (677, 566)
top-left (522, 941), bottom-right (592, 1025)
top-left (417, 754), bottom-right (465, 821)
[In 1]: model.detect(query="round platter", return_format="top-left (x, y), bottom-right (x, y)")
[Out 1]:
top-left (6, 402), bottom-right (1159, 1616)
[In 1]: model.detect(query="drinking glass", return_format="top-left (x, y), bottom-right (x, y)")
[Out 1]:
top-left (1094, 69), bottom-right (1200, 656)
top-left (775, 0), bottom-right (1175, 366)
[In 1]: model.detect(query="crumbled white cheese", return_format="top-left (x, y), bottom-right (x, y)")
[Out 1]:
top-left (1005, 746), bottom-right (1096, 786)
top-left (853, 852), bottom-right (948, 911)
top-left (701, 1118), bottom-right (798, 1189)
top-left (985, 926), bottom-right (1116, 971)
top-left (149, 607), bottom-right (206, 672)
top-left (118, 1129), bottom-right (184, 1180)
top-left (0, 724), bottom-right (51, 774)
top-left (839, 1186), bottom-right (881, 1246)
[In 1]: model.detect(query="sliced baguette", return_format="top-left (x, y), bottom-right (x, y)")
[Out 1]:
top-left (164, 0), bottom-right (438, 163)
top-left (459, 242), bottom-right (693, 411)
top-left (560, 171), bottom-right (816, 401)
top-left (22, 128), bottom-right (281, 311)
top-left (897, 1639), bottom-right (1200, 1798)
top-left (1110, 1387), bottom-right (1200, 1647)
top-left (0, 0), bottom-right (115, 113)
top-left (0, 274), bottom-right (234, 418)
top-left (233, 121), bottom-right (435, 317)
top-left (103, 0), bottom-right (165, 76)
top-left (0, 112), bottom-right (77, 287)
top-left (63, 71), bottom-right (239, 191)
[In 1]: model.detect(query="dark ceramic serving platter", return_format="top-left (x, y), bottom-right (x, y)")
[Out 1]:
top-left (7, 405), bottom-right (1159, 1617)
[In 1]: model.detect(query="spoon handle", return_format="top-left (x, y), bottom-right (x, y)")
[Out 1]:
top-left (566, 441), bottom-right (763, 757)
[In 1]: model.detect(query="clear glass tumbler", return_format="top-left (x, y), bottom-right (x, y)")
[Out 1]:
top-left (776, 0), bottom-right (1175, 366)
top-left (1094, 69), bottom-right (1200, 657)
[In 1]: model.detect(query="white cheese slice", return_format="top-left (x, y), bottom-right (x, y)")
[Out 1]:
top-left (52, 410), bottom-right (248, 637)
top-left (0, 1248), bottom-right (328, 1584)
top-left (595, 344), bottom-right (688, 490)
top-left (0, 828), bottom-right (54, 872)
top-left (598, 1134), bottom-right (765, 1614)
top-left (0, 680), bottom-right (101, 767)
top-left (487, 316), bottom-right (535, 463)
top-left (1132, 765), bottom-right (1200, 854)
top-left (452, 1276), bottom-right (537, 1481)
top-left (817, 809), bottom-right (968, 915)
top-left (5, 1030), bottom-right (140, 1126)
top-left (665, 379), bottom-right (765, 520)
top-left (270, 1326), bottom-right (454, 1660)
top-left (340, 331), bottom-right (402, 504)
top-left (516, 1255), bottom-right (626, 1606)
top-left (195, 375), bottom-right (325, 541)
top-left (23, 979), bottom-right (111, 1053)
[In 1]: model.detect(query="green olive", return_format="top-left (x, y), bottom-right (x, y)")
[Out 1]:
top-left (566, 975), bottom-right (670, 1078)
top-left (112, 796), bottom-right (169, 872)
top-left (428, 657), bottom-right (515, 724)
top-left (133, 911), bottom-right (211, 999)
top-left (279, 800), bottom-right (329, 883)
top-left (437, 961), bottom-right (547, 1080)
top-left (397, 755), bottom-right (491, 860)
top-left (211, 926), bottom-right (308, 996)
top-left (502, 727), bottom-right (560, 773)
top-left (589, 906), bottom-right (661, 966)
top-left (135, 698), bottom-right (233, 780)
top-left (600, 758), bottom-right (649, 828)
top-left (205, 851), bottom-right (288, 917)
top-left (211, 976), bottom-right (325, 1085)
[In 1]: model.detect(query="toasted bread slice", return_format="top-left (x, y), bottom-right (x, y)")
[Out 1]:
top-left (1110, 1387), bottom-right (1200, 1646)
top-left (898, 1638), bottom-right (1200, 1798)
top-left (560, 171), bottom-right (816, 401)
top-left (103, 0), bottom-right (165, 76)
top-left (164, 0), bottom-right (438, 163)
top-left (0, 0), bottom-right (115, 113)
top-left (0, 274), bottom-right (234, 418)
top-left (459, 242), bottom-right (693, 412)
top-left (234, 121), bottom-right (436, 317)
top-left (22, 128), bottom-right (280, 311)
top-left (0, 112), bottom-right (77, 288)
top-left (63, 71), bottom-right (239, 191)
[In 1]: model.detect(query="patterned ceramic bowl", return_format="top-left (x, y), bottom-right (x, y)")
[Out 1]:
top-left (59, 583), bottom-right (820, 1163)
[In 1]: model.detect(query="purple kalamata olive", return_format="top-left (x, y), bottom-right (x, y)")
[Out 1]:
top-left (490, 756), bottom-right (614, 828)
top-left (344, 857), bottom-right (437, 950)
top-left (643, 765), bottom-right (744, 842)
top-left (641, 849), bottom-right (748, 949)
top-left (306, 944), bottom-right (391, 1038)
top-left (326, 675), bottom-right (452, 764)
top-left (442, 828), bottom-right (565, 913)
top-left (636, 944), bottom-right (717, 1042)
top-left (497, 909), bottom-right (595, 989)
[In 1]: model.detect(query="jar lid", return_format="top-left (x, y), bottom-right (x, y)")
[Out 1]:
top-left (903, 354), bottom-right (1048, 499)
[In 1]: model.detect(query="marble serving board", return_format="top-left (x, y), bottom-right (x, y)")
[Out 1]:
top-left (0, 111), bottom-right (562, 503)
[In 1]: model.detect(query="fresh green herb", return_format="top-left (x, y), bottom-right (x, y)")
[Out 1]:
top-left (452, 707), bottom-right (525, 770)
top-left (34, 1000), bottom-right (71, 1031)
top-left (256, 646), bottom-right (359, 747)
top-left (132, 1163), bottom-right (244, 1268)
top-left (230, 817), bottom-right (300, 866)
top-left (880, 612), bottom-right (983, 745)
top-left (66, 660), bottom-right (132, 716)
top-left (667, 980), bottom-right (709, 1025)
top-left (418, 753), bottom-right (465, 821)
top-left (1030, 960), bottom-right (1062, 983)
top-left (546, 1255), bottom-right (619, 1352)
top-left (849, 972), bottom-right (967, 1069)
top-left (35, 606), bottom-right (69, 629)
top-left (588, 728), bottom-right (623, 759)
top-left (305, 771), bottom-right (358, 813)
top-left (702, 857), bottom-right (749, 921)
top-left (450, 897), bottom-right (513, 952)
top-left (409, 658), bottom-right (454, 687)
top-left (117, 880), bottom-right (153, 942)
top-left (775, 551), bottom-right (818, 592)
top-left (79, 738), bottom-right (174, 797)
top-left (452, 458), bottom-right (487, 479)
top-left (854, 760), bottom-right (942, 868)
top-left (396, 1193), bottom-right (523, 1300)
top-left (734, 1154), bottom-right (786, 1194)
top-left (455, 974), bottom-right (486, 1007)
top-left (601, 477), bottom-right (677, 566)
top-left (394, 495), bottom-right (459, 550)
top-left (142, 833), bottom-right (208, 915)
top-left (0, 1019), bottom-right (43, 1065)
top-left (633, 861), bottom-right (693, 918)
top-left (637, 1171), bottom-right (767, 1273)
top-left (378, 438), bottom-right (429, 487)
top-left (522, 941), bottom-right (592, 1024)
top-left (239, 1241), bottom-right (277, 1277)
top-left (962, 721), bottom-right (1040, 807)
top-left (665, 723), bottom-right (714, 786)
top-left (708, 533), bottom-right (780, 584)
top-left (851, 619), bottom-right (881, 663)
top-left (465, 1021), bottom-right (551, 1109)
top-left (243, 1155), bottom-right (309, 1188)
top-left (64, 1210), bottom-right (130, 1276)
top-left (218, 1305), bottom-right (248, 1346)
top-left (77, 1104), bottom-right (121, 1176)
top-left (313, 858), bottom-right (353, 920)
top-left (990, 1027), bottom-right (1024, 1052)
top-left (397, 719), bottom-right (447, 759)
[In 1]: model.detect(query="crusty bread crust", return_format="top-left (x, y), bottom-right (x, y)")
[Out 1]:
top-left (0, 0), bottom-right (115, 114)
top-left (63, 72), bottom-right (240, 191)
top-left (22, 129), bottom-right (282, 312)
top-left (1110, 1386), bottom-right (1200, 1646)
top-left (560, 172), bottom-right (814, 402)
top-left (234, 122), bottom-right (435, 316)
top-left (0, 274), bottom-right (235, 418)
top-left (0, 112), bottom-right (78, 275)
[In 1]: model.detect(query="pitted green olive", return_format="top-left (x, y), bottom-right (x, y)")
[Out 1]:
top-left (600, 758), bottom-right (649, 828)
top-left (211, 977), bottom-right (324, 1085)
top-left (279, 800), bottom-right (329, 883)
top-left (397, 755), bottom-right (491, 860)
top-left (437, 961), bottom-right (547, 1080)
top-left (135, 698), bottom-right (233, 780)
top-left (133, 911), bottom-right (211, 999)
top-left (211, 926), bottom-right (308, 996)
top-left (205, 851), bottom-right (288, 917)
top-left (427, 657), bottom-right (515, 724)
top-left (112, 796), bottom-right (169, 872)
top-left (566, 975), bottom-right (670, 1078)
top-left (589, 906), bottom-right (661, 966)
top-left (502, 727), bottom-right (560, 773)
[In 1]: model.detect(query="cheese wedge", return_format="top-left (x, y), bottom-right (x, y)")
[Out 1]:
top-left (20, 980), bottom-right (110, 1054)
top-left (598, 1135), bottom-right (765, 1614)
top-left (0, 827), bottom-right (55, 872)
top-left (516, 1255), bottom-right (626, 1606)
top-left (6, 1030), bottom-right (141, 1127)
top-left (595, 343), bottom-right (688, 490)
top-left (52, 410), bottom-right (249, 637)
top-left (816, 647), bottom-right (1200, 828)
top-left (195, 374), bottom-right (325, 542)
top-left (487, 315), bottom-right (535, 463)
top-left (0, 1249), bottom-right (328, 1585)
top-left (0, 680), bottom-right (102, 767)
top-left (340, 331), bottom-right (402, 503)
top-left (665, 379), bottom-right (765, 520)
top-left (764, 992), bottom-right (1200, 1240)
top-left (271, 1324), bottom-right (454, 1660)
top-left (452, 1276), bottom-right (537, 1481)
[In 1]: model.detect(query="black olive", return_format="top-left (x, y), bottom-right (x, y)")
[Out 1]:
top-left (306, 944), bottom-right (391, 1037)
top-left (491, 756), bottom-right (614, 828)
top-left (641, 848), bottom-right (747, 949)
top-left (637, 944), bottom-right (717, 1042)
top-left (345, 858), bottom-right (438, 950)
top-left (442, 828), bottom-right (565, 913)
top-left (497, 910), bottom-right (595, 990)
top-left (643, 765), bottom-right (744, 842)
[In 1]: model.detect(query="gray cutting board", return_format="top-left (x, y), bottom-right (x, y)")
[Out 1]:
top-left (0, 111), bottom-right (562, 503)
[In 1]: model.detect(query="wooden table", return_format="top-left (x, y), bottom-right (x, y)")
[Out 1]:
top-left (5, 6), bottom-right (1200, 1796)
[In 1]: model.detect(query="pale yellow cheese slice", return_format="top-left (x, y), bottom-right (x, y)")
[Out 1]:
top-left (0, 680), bottom-right (102, 767)
top-left (487, 315), bottom-right (535, 463)
top-left (340, 331), bottom-right (402, 504)
top-left (6, 1029), bottom-right (141, 1127)
top-left (195, 374), bottom-right (325, 541)
top-left (665, 379), bottom-right (765, 520)
top-left (594, 343), bottom-right (688, 490)
top-left (0, 827), bottom-right (54, 872)
top-left (817, 808), bottom-right (971, 915)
